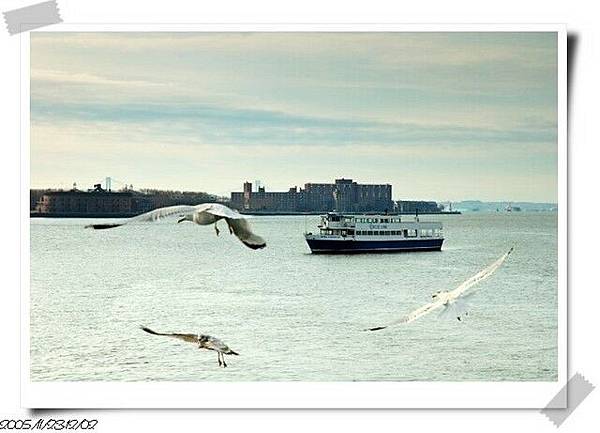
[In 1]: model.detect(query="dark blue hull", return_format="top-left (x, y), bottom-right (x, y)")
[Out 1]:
top-left (305, 237), bottom-right (444, 254)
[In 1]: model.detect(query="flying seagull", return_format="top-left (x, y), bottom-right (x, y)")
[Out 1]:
top-left (85, 203), bottom-right (266, 250)
top-left (367, 247), bottom-right (514, 331)
top-left (140, 326), bottom-right (239, 367)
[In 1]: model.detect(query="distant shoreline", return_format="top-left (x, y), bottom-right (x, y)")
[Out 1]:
top-left (30, 211), bottom-right (462, 218)
top-left (240, 211), bottom-right (462, 216)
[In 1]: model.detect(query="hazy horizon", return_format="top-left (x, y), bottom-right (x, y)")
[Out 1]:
top-left (30, 32), bottom-right (558, 202)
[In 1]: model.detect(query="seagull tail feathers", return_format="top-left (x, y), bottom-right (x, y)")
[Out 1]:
top-left (228, 350), bottom-right (240, 356)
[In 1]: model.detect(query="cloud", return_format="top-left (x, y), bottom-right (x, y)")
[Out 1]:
top-left (31, 69), bottom-right (170, 88)
top-left (31, 100), bottom-right (557, 149)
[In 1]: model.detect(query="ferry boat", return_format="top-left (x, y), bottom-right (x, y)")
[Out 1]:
top-left (304, 213), bottom-right (444, 253)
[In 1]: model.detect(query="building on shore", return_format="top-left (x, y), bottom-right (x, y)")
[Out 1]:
top-left (230, 178), bottom-right (394, 213)
top-left (31, 184), bottom-right (221, 217)
top-left (34, 184), bottom-right (134, 217)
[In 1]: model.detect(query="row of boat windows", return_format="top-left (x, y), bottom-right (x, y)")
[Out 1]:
top-left (354, 217), bottom-right (402, 223)
top-left (320, 229), bottom-right (441, 237)
top-left (357, 229), bottom-right (418, 237)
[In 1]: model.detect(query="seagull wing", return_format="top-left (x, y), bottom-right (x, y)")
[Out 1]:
top-left (196, 203), bottom-right (245, 219)
top-left (85, 205), bottom-right (198, 229)
top-left (202, 335), bottom-right (230, 352)
top-left (225, 217), bottom-right (267, 249)
top-left (366, 247), bottom-right (514, 331)
top-left (140, 326), bottom-right (199, 344)
top-left (448, 246), bottom-right (514, 300)
top-left (366, 299), bottom-right (445, 331)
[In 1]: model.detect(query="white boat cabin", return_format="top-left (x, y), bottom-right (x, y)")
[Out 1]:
top-left (313, 213), bottom-right (443, 239)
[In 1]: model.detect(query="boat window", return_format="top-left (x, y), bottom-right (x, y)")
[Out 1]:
top-left (405, 229), bottom-right (417, 237)
top-left (367, 231), bottom-right (373, 236)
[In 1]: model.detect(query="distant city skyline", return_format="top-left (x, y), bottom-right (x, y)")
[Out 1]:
top-left (29, 178), bottom-right (557, 205)
top-left (30, 32), bottom-right (558, 202)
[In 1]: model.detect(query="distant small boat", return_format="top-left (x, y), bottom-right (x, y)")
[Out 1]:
top-left (304, 212), bottom-right (444, 254)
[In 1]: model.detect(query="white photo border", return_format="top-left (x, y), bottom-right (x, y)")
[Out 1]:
top-left (20, 23), bottom-right (567, 409)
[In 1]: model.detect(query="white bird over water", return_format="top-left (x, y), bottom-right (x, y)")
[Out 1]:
top-left (85, 203), bottom-right (266, 250)
top-left (140, 326), bottom-right (239, 367)
top-left (367, 247), bottom-right (514, 331)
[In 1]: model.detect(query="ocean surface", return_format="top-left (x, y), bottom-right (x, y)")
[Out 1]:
top-left (30, 213), bottom-right (558, 381)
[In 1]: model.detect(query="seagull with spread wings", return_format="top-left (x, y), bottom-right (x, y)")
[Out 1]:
top-left (140, 326), bottom-right (239, 367)
top-left (85, 203), bottom-right (266, 250)
top-left (367, 247), bottom-right (514, 331)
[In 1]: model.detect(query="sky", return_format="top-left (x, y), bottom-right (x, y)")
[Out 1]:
top-left (30, 32), bottom-right (558, 202)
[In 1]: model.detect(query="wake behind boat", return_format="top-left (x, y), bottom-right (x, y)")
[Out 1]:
top-left (304, 212), bottom-right (444, 254)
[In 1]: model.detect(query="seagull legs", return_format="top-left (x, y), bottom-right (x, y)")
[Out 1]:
top-left (217, 352), bottom-right (222, 367)
top-left (214, 222), bottom-right (220, 236)
top-left (222, 354), bottom-right (227, 368)
top-left (216, 352), bottom-right (227, 368)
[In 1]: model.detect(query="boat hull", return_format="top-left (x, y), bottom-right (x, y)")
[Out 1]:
top-left (305, 237), bottom-right (444, 254)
